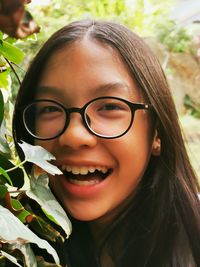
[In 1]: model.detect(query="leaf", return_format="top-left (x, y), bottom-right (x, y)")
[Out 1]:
top-left (0, 167), bottom-right (12, 185)
top-left (36, 256), bottom-right (62, 267)
top-left (27, 173), bottom-right (72, 238)
top-left (17, 242), bottom-right (37, 267)
top-left (11, 199), bottom-right (32, 223)
top-left (0, 70), bottom-right (11, 90)
top-left (0, 189), bottom-right (32, 224)
top-left (0, 90), bottom-right (4, 126)
top-left (0, 205), bottom-right (60, 265)
top-left (29, 215), bottom-right (65, 243)
top-left (0, 120), bottom-right (11, 157)
top-left (18, 141), bottom-right (62, 175)
top-left (0, 154), bottom-right (24, 188)
top-left (0, 250), bottom-right (22, 267)
top-left (3, 241), bottom-right (37, 267)
top-left (0, 41), bottom-right (24, 64)
top-left (0, 185), bottom-right (8, 198)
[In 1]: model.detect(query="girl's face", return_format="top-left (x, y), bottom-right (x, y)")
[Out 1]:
top-left (36, 38), bottom-right (157, 222)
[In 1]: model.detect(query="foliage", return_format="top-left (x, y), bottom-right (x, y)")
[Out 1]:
top-left (20, 0), bottom-right (176, 66)
top-left (156, 20), bottom-right (193, 52)
top-left (184, 95), bottom-right (200, 119)
top-left (0, 32), bottom-right (71, 267)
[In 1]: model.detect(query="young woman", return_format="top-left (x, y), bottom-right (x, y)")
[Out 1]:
top-left (13, 19), bottom-right (200, 267)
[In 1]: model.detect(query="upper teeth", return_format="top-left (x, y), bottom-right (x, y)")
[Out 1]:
top-left (61, 165), bottom-right (108, 175)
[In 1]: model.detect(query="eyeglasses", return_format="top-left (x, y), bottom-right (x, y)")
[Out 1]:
top-left (22, 96), bottom-right (152, 140)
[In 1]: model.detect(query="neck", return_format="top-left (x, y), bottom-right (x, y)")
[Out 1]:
top-left (88, 192), bottom-right (136, 248)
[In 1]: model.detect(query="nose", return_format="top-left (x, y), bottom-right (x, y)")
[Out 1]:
top-left (58, 113), bottom-right (97, 150)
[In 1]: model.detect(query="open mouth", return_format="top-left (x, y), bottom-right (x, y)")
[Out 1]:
top-left (61, 165), bottom-right (112, 186)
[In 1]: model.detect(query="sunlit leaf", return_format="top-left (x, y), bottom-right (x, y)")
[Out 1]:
top-left (18, 242), bottom-right (37, 267)
top-left (0, 90), bottom-right (4, 126)
top-left (0, 55), bottom-right (7, 67)
top-left (0, 120), bottom-right (11, 157)
top-left (3, 240), bottom-right (37, 267)
top-left (27, 173), bottom-right (72, 238)
top-left (0, 250), bottom-right (22, 267)
top-left (0, 70), bottom-right (10, 90)
top-left (0, 41), bottom-right (24, 64)
top-left (0, 205), bottom-right (60, 265)
top-left (0, 135), bottom-right (9, 156)
top-left (18, 141), bottom-right (62, 175)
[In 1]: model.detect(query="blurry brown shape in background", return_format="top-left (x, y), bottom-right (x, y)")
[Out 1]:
top-left (0, 0), bottom-right (40, 39)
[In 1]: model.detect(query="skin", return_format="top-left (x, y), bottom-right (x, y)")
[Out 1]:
top-left (35, 37), bottom-right (159, 225)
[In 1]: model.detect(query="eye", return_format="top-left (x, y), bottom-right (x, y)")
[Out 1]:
top-left (99, 103), bottom-right (122, 111)
top-left (38, 105), bottom-right (61, 114)
top-left (97, 100), bottom-right (128, 112)
top-left (36, 104), bottom-right (64, 121)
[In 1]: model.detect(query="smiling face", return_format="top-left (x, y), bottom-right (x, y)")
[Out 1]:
top-left (35, 37), bottom-right (157, 222)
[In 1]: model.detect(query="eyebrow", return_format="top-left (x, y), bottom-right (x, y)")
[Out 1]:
top-left (36, 82), bottom-right (135, 99)
top-left (92, 82), bottom-right (134, 97)
top-left (36, 86), bottom-right (65, 98)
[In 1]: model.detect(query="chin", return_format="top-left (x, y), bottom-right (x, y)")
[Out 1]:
top-left (66, 206), bottom-right (106, 222)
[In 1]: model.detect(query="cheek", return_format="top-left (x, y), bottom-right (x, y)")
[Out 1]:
top-left (35, 140), bottom-right (56, 154)
top-left (109, 119), bottom-right (153, 176)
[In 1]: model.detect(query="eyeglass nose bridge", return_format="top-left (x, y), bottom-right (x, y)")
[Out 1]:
top-left (66, 106), bottom-right (85, 118)
top-left (63, 106), bottom-right (89, 132)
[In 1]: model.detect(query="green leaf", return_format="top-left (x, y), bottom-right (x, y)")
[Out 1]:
top-left (0, 55), bottom-right (7, 67)
top-left (18, 141), bottom-right (62, 175)
top-left (10, 199), bottom-right (32, 223)
top-left (30, 215), bottom-right (65, 243)
top-left (0, 184), bottom-right (7, 196)
top-left (0, 41), bottom-right (24, 64)
top-left (0, 70), bottom-right (10, 90)
top-left (0, 90), bottom-right (4, 126)
top-left (17, 209), bottom-right (32, 224)
top-left (0, 167), bottom-right (12, 185)
top-left (3, 36), bottom-right (17, 45)
top-left (27, 173), bottom-right (72, 238)
top-left (10, 198), bottom-right (23, 210)
top-left (0, 154), bottom-right (24, 188)
top-left (0, 205), bottom-right (60, 265)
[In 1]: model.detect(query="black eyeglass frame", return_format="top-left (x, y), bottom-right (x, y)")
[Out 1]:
top-left (22, 96), bottom-right (152, 140)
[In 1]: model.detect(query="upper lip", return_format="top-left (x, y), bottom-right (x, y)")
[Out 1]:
top-left (53, 159), bottom-right (112, 169)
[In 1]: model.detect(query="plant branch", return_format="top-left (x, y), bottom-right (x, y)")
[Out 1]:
top-left (4, 57), bottom-right (22, 85)
top-left (6, 160), bottom-right (27, 173)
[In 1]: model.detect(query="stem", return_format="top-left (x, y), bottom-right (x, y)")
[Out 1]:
top-left (4, 58), bottom-right (22, 85)
top-left (9, 189), bottom-right (26, 194)
top-left (6, 160), bottom-right (27, 173)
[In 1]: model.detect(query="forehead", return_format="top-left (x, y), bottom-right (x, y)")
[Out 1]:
top-left (44, 38), bottom-right (124, 71)
top-left (38, 38), bottom-right (141, 102)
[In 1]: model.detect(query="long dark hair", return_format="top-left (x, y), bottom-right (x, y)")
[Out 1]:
top-left (13, 20), bottom-right (200, 267)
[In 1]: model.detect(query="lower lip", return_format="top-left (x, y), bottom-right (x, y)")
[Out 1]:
top-left (59, 173), bottom-right (110, 198)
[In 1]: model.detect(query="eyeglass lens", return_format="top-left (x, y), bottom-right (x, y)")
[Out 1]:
top-left (23, 98), bottom-right (133, 139)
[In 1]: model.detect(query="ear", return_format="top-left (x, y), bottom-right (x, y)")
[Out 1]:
top-left (151, 130), bottom-right (161, 156)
